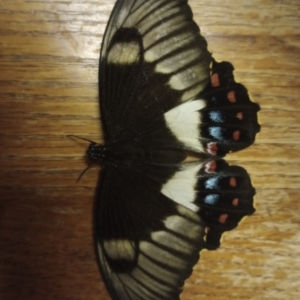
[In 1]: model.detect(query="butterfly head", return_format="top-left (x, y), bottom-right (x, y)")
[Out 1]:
top-left (87, 143), bottom-right (106, 162)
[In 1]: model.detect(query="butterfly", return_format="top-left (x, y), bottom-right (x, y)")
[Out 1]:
top-left (85, 0), bottom-right (260, 299)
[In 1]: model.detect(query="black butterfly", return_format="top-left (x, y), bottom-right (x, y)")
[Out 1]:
top-left (86, 0), bottom-right (260, 299)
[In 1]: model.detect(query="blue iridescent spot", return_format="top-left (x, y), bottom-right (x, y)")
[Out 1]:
top-left (204, 194), bottom-right (219, 205)
top-left (209, 127), bottom-right (223, 140)
top-left (205, 177), bottom-right (220, 189)
top-left (209, 111), bottom-right (224, 123)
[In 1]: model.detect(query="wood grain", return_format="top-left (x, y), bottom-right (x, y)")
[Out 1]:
top-left (0, 0), bottom-right (299, 299)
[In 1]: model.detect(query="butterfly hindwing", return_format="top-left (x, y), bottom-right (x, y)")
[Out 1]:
top-left (194, 159), bottom-right (256, 249)
top-left (197, 59), bottom-right (261, 156)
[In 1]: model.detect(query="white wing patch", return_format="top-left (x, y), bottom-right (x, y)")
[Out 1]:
top-left (155, 47), bottom-right (199, 75)
top-left (107, 41), bottom-right (140, 64)
top-left (168, 63), bottom-right (207, 91)
top-left (161, 163), bottom-right (204, 212)
top-left (151, 231), bottom-right (194, 255)
top-left (164, 100), bottom-right (206, 151)
top-left (137, 252), bottom-right (179, 284)
top-left (164, 215), bottom-right (201, 240)
top-left (144, 31), bottom-right (197, 63)
top-left (103, 239), bottom-right (135, 261)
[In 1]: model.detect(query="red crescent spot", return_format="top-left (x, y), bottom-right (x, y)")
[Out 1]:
top-left (233, 130), bottom-right (240, 141)
top-left (232, 198), bottom-right (239, 206)
top-left (206, 142), bottom-right (218, 155)
top-left (204, 161), bottom-right (217, 173)
top-left (219, 214), bottom-right (228, 224)
top-left (230, 177), bottom-right (237, 187)
top-left (205, 227), bottom-right (210, 234)
top-left (236, 112), bottom-right (243, 120)
top-left (227, 91), bottom-right (236, 103)
top-left (211, 73), bottom-right (219, 87)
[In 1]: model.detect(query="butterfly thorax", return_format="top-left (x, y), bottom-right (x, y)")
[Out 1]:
top-left (87, 143), bottom-right (107, 162)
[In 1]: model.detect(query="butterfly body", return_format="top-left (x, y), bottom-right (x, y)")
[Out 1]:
top-left (89, 1), bottom-right (260, 299)
top-left (88, 138), bottom-right (187, 165)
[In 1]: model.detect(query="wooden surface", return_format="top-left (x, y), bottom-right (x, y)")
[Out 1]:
top-left (0, 0), bottom-right (299, 299)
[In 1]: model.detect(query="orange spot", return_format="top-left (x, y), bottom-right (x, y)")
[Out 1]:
top-left (232, 198), bottom-right (239, 206)
top-left (236, 112), bottom-right (243, 120)
top-left (205, 161), bottom-right (217, 173)
top-left (205, 227), bottom-right (210, 234)
top-left (206, 142), bottom-right (218, 155)
top-left (227, 91), bottom-right (236, 103)
top-left (230, 177), bottom-right (237, 187)
top-left (233, 130), bottom-right (240, 141)
top-left (219, 214), bottom-right (228, 224)
top-left (211, 73), bottom-right (219, 87)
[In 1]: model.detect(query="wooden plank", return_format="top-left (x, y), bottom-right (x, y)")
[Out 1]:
top-left (0, 0), bottom-right (299, 299)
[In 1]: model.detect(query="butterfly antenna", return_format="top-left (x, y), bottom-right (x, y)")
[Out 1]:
top-left (66, 135), bottom-right (97, 144)
top-left (76, 163), bottom-right (95, 183)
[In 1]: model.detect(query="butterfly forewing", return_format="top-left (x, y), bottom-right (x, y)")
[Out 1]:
top-left (95, 0), bottom-right (260, 299)
top-left (99, 0), bottom-right (211, 142)
top-left (98, 164), bottom-right (205, 300)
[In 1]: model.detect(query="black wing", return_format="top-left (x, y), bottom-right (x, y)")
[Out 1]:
top-left (99, 0), bottom-right (211, 143)
top-left (97, 159), bottom-right (255, 299)
top-left (97, 163), bottom-right (205, 300)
